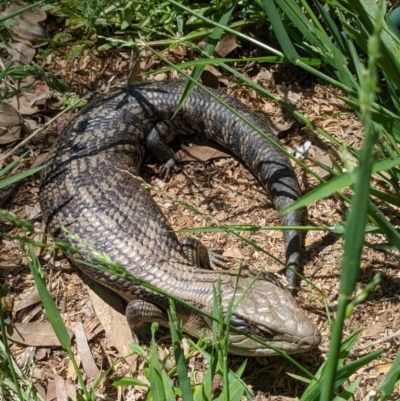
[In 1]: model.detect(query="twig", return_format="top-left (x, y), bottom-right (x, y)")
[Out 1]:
top-left (348, 329), bottom-right (400, 356)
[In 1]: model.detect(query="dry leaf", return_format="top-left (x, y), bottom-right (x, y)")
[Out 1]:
top-left (201, 70), bottom-right (219, 89)
top-left (176, 145), bottom-right (230, 162)
top-left (0, 128), bottom-right (22, 144)
top-left (85, 277), bottom-right (138, 368)
top-left (14, 286), bottom-right (41, 313)
top-left (9, 84), bottom-right (51, 115)
top-left (223, 248), bottom-right (244, 259)
top-left (45, 380), bottom-right (57, 401)
top-left (0, 103), bottom-right (23, 126)
top-left (215, 34), bottom-right (238, 57)
top-left (55, 375), bottom-right (76, 401)
top-left (362, 322), bottom-right (388, 338)
top-left (315, 147), bottom-right (333, 179)
top-left (370, 362), bottom-right (392, 374)
top-left (1, 2), bottom-right (47, 43)
top-left (73, 318), bottom-right (100, 379)
top-left (6, 42), bottom-right (35, 64)
top-left (171, 45), bottom-right (188, 56)
top-left (127, 47), bottom-right (147, 84)
top-left (7, 322), bottom-right (73, 346)
top-left (0, 103), bottom-right (23, 143)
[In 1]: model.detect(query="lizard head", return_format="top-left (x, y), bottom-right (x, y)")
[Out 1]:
top-left (204, 276), bottom-right (321, 356)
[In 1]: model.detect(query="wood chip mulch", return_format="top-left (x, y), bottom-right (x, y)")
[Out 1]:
top-left (1, 11), bottom-right (399, 401)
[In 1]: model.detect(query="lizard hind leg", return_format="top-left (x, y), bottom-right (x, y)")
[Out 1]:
top-left (180, 237), bottom-right (228, 270)
top-left (126, 299), bottom-right (169, 342)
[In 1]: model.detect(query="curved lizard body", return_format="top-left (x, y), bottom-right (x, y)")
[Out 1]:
top-left (40, 80), bottom-right (320, 356)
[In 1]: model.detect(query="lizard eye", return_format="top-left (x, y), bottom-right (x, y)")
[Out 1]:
top-left (228, 315), bottom-right (252, 333)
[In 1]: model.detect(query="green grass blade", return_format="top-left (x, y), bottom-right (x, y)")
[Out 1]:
top-left (0, 150), bottom-right (30, 177)
top-left (261, 0), bottom-right (299, 61)
top-left (0, 164), bottom-right (47, 190)
top-left (168, 302), bottom-right (194, 401)
top-left (370, 187), bottom-right (400, 207)
top-left (332, 378), bottom-right (361, 401)
top-left (27, 243), bottom-right (72, 349)
top-left (282, 156), bottom-right (400, 214)
top-left (0, 286), bottom-right (24, 400)
top-left (149, 323), bottom-right (167, 401)
top-left (176, 0), bottom-right (236, 112)
top-left (379, 348), bottom-right (400, 400)
top-left (320, 0), bottom-right (385, 397)
top-left (26, 243), bottom-right (92, 400)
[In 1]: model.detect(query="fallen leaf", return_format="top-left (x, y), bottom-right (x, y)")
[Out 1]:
top-left (6, 42), bottom-right (35, 64)
top-left (55, 375), bottom-right (76, 401)
top-left (223, 248), bottom-right (244, 259)
top-left (73, 318), bottom-right (100, 379)
top-left (127, 47), bottom-right (147, 84)
top-left (46, 379), bottom-right (57, 401)
top-left (215, 34), bottom-right (238, 57)
top-left (362, 322), bottom-right (388, 338)
top-left (14, 286), bottom-right (41, 313)
top-left (85, 277), bottom-right (138, 368)
top-left (0, 103), bottom-right (23, 126)
top-left (1, 2), bottom-right (47, 43)
top-left (171, 45), bottom-right (188, 57)
top-left (176, 145), bottom-right (230, 162)
top-left (369, 362), bottom-right (392, 374)
top-left (7, 322), bottom-right (73, 346)
top-left (201, 71), bottom-right (219, 89)
top-left (0, 128), bottom-right (22, 144)
top-left (9, 84), bottom-right (51, 115)
top-left (315, 146), bottom-right (333, 179)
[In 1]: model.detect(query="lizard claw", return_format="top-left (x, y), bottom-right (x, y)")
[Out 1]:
top-left (159, 158), bottom-right (180, 180)
top-left (208, 247), bottom-right (228, 270)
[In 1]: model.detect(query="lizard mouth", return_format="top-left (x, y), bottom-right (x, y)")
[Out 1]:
top-left (227, 328), bottom-right (321, 356)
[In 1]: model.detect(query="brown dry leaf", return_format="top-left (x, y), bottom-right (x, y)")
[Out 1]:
top-left (35, 383), bottom-right (46, 400)
top-left (276, 85), bottom-right (303, 107)
top-left (0, 103), bottom-right (23, 127)
top-left (223, 247), bottom-right (244, 259)
top-left (14, 286), bottom-right (41, 313)
top-left (201, 65), bottom-right (223, 89)
top-left (6, 42), bottom-right (36, 64)
top-left (215, 34), bottom-right (238, 57)
top-left (73, 318), bottom-right (100, 379)
top-left (171, 45), bottom-right (188, 57)
top-left (315, 146), bottom-right (333, 179)
top-left (46, 380), bottom-right (57, 401)
top-left (0, 127), bottom-right (22, 144)
top-left (2, 2), bottom-right (47, 43)
top-left (176, 145), bottom-right (230, 162)
top-left (370, 362), bottom-right (392, 374)
top-left (9, 84), bottom-right (51, 115)
top-left (363, 322), bottom-right (388, 338)
top-left (0, 103), bottom-right (22, 142)
top-left (7, 322), bottom-right (73, 346)
top-left (55, 375), bottom-right (76, 401)
top-left (201, 70), bottom-right (220, 89)
top-left (85, 278), bottom-right (138, 367)
top-left (127, 47), bottom-right (147, 84)
top-left (10, 93), bottom-right (39, 115)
